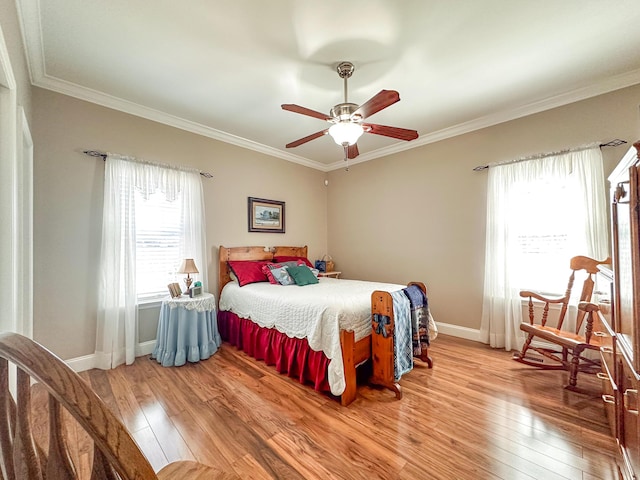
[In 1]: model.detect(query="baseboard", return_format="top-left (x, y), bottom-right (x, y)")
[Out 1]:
top-left (65, 353), bottom-right (99, 373)
top-left (136, 340), bottom-right (156, 357)
top-left (435, 322), bottom-right (482, 342)
top-left (65, 325), bottom-right (481, 373)
top-left (65, 340), bottom-right (157, 373)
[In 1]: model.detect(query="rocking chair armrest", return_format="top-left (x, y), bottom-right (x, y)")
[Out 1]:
top-left (578, 301), bottom-right (599, 344)
top-left (578, 301), bottom-right (599, 313)
top-left (519, 290), bottom-right (565, 304)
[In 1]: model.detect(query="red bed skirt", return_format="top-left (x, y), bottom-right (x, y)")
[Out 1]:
top-left (217, 310), bottom-right (331, 392)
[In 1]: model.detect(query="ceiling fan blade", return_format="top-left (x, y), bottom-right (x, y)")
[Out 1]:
top-left (285, 129), bottom-right (328, 148)
top-left (351, 90), bottom-right (400, 120)
top-left (364, 123), bottom-right (419, 141)
top-left (347, 144), bottom-right (359, 159)
top-left (281, 104), bottom-right (332, 121)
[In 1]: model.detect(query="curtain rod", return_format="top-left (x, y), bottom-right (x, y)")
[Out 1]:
top-left (472, 139), bottom-right (627, 172)
top-left (83, 150), bottom-right (214, 178)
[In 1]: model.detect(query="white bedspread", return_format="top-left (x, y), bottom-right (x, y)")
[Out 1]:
top-left (219, 277), bottom-right (406, 396)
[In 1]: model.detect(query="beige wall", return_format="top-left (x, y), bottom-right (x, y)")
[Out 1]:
top-left (327, 84), bottom-right (640, 333)
top-left (32, 88), bottom-right (328, 359)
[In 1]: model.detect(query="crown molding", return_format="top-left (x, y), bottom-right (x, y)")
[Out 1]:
top-left (34, 74), bottom-right (330, 171)
top-left (40, 65), bottom-right (639, 173)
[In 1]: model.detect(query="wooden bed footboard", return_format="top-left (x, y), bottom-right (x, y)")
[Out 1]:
top-left (339, 331), bottom-right (371, 406)
top-left (369, 282), bottom-right (433, 400)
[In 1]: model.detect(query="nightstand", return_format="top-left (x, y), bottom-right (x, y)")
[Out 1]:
top-left (318, 271), bottom-right (341, 279)
top-left (151, 293), bottom-right (221, 367)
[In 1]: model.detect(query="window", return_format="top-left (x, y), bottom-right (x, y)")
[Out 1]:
top-left (480, 145), bottom-right (609, 351)
top-left (509, 176), bottom-right (588, 295)
top-left (97, 155), bottom-right (207, 367)
top-left (135, 190), bottom-right (183, 302)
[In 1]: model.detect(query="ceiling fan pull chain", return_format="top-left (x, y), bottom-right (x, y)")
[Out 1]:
top-left (343, 145), bottom-right (350, 171)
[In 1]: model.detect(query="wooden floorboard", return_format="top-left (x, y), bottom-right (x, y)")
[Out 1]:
top-left (32, 334), bottom-right (623, 479)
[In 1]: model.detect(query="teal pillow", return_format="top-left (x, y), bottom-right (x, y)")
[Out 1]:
top-left (287, 265), bottom-right (319, 286)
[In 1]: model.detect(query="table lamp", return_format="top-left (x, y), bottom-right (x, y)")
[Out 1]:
top-left (177, 258), bottom-right (198, 291)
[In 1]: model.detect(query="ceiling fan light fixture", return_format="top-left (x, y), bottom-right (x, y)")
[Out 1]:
top-left (328, 122), bottom-right (364, 146)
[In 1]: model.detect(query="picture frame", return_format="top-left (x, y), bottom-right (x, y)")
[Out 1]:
top-left (248, 197), bottom-right (285, 233)
top-left (167, 282), bottom-right (182, 298)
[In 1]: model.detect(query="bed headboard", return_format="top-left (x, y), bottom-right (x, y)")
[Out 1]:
top-left (218, 245), bottom-right (308, 300)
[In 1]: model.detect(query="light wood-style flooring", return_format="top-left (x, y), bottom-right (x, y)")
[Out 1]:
top-left (34, 334), bottom-right (621, 479)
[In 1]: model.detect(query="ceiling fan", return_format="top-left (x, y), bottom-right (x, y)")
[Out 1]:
top-left (281, 61), bottom-right (419, 161)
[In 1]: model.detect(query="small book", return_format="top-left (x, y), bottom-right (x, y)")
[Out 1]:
top-left (168, 282), bottom-right (182, 298)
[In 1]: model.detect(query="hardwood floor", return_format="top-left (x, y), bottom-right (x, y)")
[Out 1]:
top-left (33, 335), bottom-right (621, 479)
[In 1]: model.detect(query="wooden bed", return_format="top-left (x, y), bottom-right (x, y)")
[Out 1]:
top-left (217, 245), bottom-right (432, 405)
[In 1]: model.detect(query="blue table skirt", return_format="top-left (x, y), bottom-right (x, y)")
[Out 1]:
top-left (151, 303), bottom-right (222, 367)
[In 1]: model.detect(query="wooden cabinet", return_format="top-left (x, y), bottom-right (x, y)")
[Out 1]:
top-left (595, 266), bottom-right (617, 438)
top-left (603, 141), bottom-right (640, 479)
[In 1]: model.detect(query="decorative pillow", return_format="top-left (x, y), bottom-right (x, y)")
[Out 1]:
top-left (274, 256), bottom-right (313, 268)
top-left (227, 260), bottom-right (270, 287)
top-left (269, 265), bottom-right (296, 286)
top-left (261, 261), bottom-right (298, 284)
top-left (287, 265), bottom-right (319, 286)
top-left (294, 259), bottom-right (319, 277)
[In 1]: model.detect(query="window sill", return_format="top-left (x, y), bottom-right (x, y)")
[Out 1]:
top-left (137, 298), bottom-right (164, 309)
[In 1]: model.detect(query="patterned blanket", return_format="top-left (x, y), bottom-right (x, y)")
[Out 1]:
top-left (391, 290), bottom-right (413, 381)
top-left (389, 285), bottom-right (433, 381)
top-left (403, 284), bottom-right (431, 357)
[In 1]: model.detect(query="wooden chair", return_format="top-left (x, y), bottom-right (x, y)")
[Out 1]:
top-left (0, 332), bottom-right (219, 480)
top-left (512, 255), bottom-right (611, 390)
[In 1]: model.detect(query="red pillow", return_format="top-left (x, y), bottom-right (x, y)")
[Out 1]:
top-left (227, 260), bottom-right (270, 287)
top-left (274, 256), bottom-right (313, 268)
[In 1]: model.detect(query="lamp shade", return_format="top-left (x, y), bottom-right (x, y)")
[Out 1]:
top-left (177, 258), bottom-right (199, 274)
top-left (328, 122), bottom-right (364, 146)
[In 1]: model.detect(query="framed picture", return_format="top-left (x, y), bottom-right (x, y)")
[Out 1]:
top-left (248, 197), bottom-right (285, 233)
top-left (167, 282), bottom-right (182, 298)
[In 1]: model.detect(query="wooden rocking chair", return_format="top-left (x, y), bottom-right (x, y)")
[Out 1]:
top-left (512, 255), bottom-right (611, 390)
top-left (0, 332), bottom-right (219, 480)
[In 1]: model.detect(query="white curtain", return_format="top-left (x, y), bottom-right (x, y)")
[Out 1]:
top-left (479, 145), bottom-right (609, 351)
top-left (96, 154), bottom-right (207, 368)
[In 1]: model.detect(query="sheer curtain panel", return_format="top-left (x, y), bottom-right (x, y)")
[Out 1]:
top-left (96, 155), bottom-right (207, 369)
top-left (480, 145), bottom-right (608, 351)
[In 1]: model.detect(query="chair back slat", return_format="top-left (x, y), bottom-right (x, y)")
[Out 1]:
top-left (46, 397), bottom-right (77, 480)
top-left (574, 275), bottom-right (596, 333)
top-left (14, 369), bottom-right (43, 479)
top-left (0, 359), bottom-right (15, 480)
top-left (91, 446), bottom-right (121, 480)
top-left (555, 270), bottom-right (576, 331)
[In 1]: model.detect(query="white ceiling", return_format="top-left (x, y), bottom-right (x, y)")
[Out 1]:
top-left (16, 0), bottom-right (640, 171)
